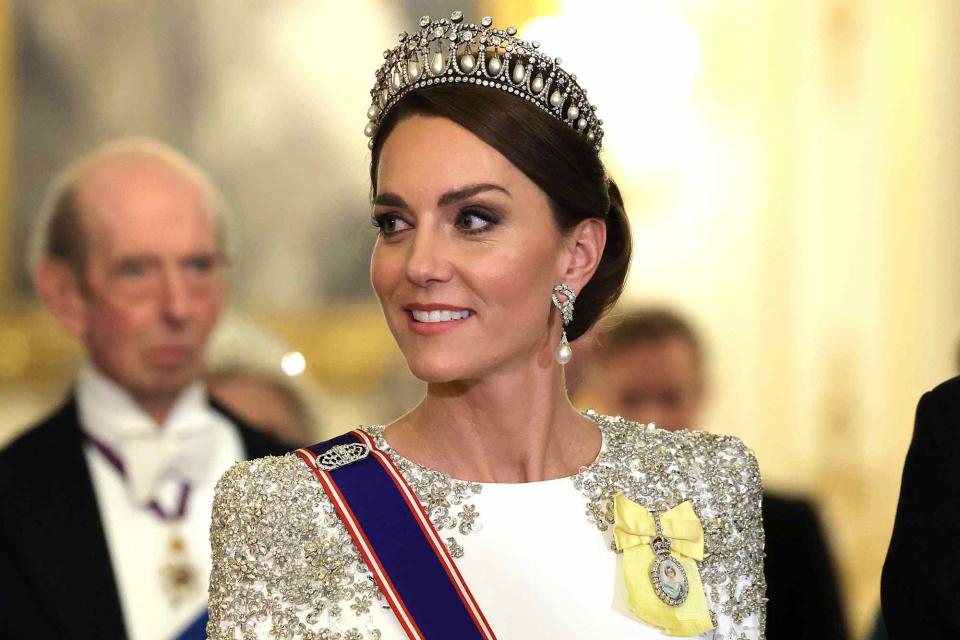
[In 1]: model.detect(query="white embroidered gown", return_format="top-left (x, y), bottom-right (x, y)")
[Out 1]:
top-left (207, 412), bottom-right (766, 639)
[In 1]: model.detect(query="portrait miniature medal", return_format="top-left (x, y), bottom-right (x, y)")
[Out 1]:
top-left (649, 512), bottom-right (689, 607)
top-left (613, 493), bottom-right (714, 634)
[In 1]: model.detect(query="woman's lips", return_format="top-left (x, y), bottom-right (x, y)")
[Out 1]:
top-left (410, 308), bottom-right (474, 323)
top-left (404, 305), bottom-right (475, 335)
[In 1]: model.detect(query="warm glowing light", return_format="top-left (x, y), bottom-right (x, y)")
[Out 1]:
top-left (281, 351), bottom-right (306, 377)
top-left (523, 6), bottom-right (702, 179)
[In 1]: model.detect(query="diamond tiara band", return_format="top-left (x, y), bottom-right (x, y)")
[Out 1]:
top-left (364, 11), bottom-right (604, 152)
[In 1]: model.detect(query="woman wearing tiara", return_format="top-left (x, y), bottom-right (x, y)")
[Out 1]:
top-left (208, 12), bottom-right (765, 640)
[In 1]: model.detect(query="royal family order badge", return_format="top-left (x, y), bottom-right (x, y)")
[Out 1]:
top-left (613, 493), bottom-right (714, 634)
top-left (649, 522), bottom-right (689, 607)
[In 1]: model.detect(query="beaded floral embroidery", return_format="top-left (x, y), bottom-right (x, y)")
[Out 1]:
top-left (575, 411), bottom-right (767, 635)
top-left (207, 414), bottom-right (765, 639)
top-left (366, 425), bottom-right (484, 557)
top-left (207, 429), bottom-right (483, 640)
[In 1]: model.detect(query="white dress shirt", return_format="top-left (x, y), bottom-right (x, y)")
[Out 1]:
top-left (77, 363), bottom-right (245, 640)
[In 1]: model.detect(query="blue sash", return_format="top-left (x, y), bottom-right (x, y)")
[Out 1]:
top-left (296, 430), bottom-right (496, 640)
top-left (174, 609), bottom-right (208, 640)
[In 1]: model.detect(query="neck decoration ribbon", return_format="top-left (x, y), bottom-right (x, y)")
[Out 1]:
top-left (613, 493), bottom-right (714, 636)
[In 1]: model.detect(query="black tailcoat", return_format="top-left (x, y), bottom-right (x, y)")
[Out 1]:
top-left (763, 492), bottom-right (848, 639)
top-left (0, 397), bottom-right (288, 640)
top-left (882, 376), bottom-right (960, 638)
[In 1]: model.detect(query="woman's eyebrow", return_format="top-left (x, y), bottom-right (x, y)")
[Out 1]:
top-left (437, 183), bottom-right (510, 207)
top-left (373, 192), bottom-right (408, 208)
top-left (374, 184), bottom-right (510, 209)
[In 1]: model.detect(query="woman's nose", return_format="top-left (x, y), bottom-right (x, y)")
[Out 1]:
top-left (404, 226), bottom-right (453, 287)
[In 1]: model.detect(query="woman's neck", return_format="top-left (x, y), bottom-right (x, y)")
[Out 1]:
top-left (383, 361), bottom-right (601, 483)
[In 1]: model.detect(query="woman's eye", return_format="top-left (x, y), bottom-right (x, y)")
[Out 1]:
top-left (456, 208), bottom-right (497, 234)
top-left (372, 213), bottom-right (411, 236)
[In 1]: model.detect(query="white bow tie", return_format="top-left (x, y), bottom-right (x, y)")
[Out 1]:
top-left (76, 364), bottom-right (227, 509)
top-left (115, 422), bottom-right (219, 507)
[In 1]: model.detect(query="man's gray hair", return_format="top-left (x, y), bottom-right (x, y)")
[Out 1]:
top-left (27, 137), bottom-right (236, 277)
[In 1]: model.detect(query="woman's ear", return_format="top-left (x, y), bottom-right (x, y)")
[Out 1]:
top-left (561, 217), bottom-right (607, 293)
top-left (33, 258), bottom-right (88, 338)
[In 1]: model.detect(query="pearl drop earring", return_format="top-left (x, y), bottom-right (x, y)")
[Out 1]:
top-left (551, 284), bottom-right (576, 365)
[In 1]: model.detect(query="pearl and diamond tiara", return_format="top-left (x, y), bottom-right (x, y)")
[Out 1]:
top-left (364, 11), bottom-right (604, 152)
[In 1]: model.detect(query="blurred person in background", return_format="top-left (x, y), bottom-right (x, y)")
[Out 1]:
top-left (0, 138), bottom-right (288, 640)
top-left (580, 308), bottom-right (848, 640)
top-left (205, 312), bottom-right (327, 447)
top-left (881, 376), bottom-right (960, 637)
top-left (867, 337), bottom-right (960, 639)
top-left (207, 368), bottom-right (310, 446)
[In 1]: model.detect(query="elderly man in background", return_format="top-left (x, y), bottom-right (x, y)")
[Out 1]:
top-left (580, 308), bottom-right (849, 640)
top-left (0, 138), bottom-right (287, 640)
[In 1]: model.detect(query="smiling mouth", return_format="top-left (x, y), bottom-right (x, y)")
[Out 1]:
top-left (410, 309), bottom-right (475, 323)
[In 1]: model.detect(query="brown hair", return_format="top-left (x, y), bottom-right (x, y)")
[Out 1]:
top-left (599, 308), bottom-right (703, 368)
top-left (369, 84), bottom-right (632, 340)
top-left (46, 186), bottom-right (87, 271)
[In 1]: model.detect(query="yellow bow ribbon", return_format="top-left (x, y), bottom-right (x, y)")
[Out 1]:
top-left (613, 493), bottom-right (714, 636)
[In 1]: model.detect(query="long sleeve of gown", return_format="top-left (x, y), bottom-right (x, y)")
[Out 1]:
top-left (206, 455), bottom-right (385, 640)
top-left (700, 436), bottom-right (767, 639)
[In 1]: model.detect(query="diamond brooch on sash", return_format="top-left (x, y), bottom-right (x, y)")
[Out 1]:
top-left (649, 514), bottom-right (689, 607)
top-left (318, 442), bottom-right (371, 470)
